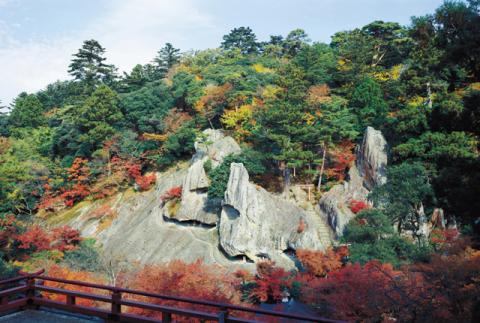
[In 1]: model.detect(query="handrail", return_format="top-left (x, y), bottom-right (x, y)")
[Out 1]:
top-left (0, 271), bottom-right (345, 323)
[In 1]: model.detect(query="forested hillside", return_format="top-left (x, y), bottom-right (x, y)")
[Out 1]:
top-left (1, 1), bottom-right (479, 321)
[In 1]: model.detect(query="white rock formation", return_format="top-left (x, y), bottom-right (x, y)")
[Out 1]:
top-left (357, 126), bottom-right (388, 190)
top-left (319, 126), bottom-right (388, 236)
top-left (168, 129), bottom-right (241, 224)
top-left (219, 163), bottom-right (325, 263)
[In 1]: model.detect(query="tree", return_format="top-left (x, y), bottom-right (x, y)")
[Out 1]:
top-left (370, 162), bottom-right (434, 241)
top-left (68, 39), bottom-right (116, 89)
top-left (153, 43), bottom-right (181, 77)
top-left (283, 29), bottom-right (310, 57)
top-left (349, 76), bottom-right (388, 130)
top-left (9, 93), bottom-right (45, 128)
top-left (75, 85), bottom-right (122, 153)
top-left (221, 27), bottom-right (259, 54)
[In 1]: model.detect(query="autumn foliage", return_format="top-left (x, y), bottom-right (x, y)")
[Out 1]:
top-left (15, 225), bottom-right (81, 254)
top-left (349, 199), bottom-right (369, 214)
top-left (160, 186), bottom-right (183, 202)
top-left (125, 163), bottom-right (156, 191)
top-left (296, 247), bottom-right (348, 277)
top-left (326, 141), bottom-right (356, 181)
top-left (121, 260), bottom-right (245, 322)
top-left (43, 265), bottom-right (106, 307)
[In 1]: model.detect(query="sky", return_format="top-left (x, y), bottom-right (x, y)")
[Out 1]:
top-left (0, 0), bottom-right (445, 108)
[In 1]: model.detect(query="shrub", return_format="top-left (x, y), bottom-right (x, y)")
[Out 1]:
top-left (349, 199), bottom-right (369, 214)
top-left (160, 186), bottom-right (182, 202)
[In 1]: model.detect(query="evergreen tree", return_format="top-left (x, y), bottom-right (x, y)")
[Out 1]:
top-left (9, 93), bottom-right (45, 128)
top-left (221, 27), bottom-right (259, 54)
top-left (75, 85), bottom-right (122, 154)
top-left (153, 43), bottom-right (181, 77)
top-left (68, 39), bottom-right (116, 89)
top-left (350, 77), bottom-right (388, 130)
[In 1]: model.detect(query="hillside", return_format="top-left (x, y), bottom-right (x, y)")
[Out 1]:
top-left (1, 1), bottom-right (480, 321)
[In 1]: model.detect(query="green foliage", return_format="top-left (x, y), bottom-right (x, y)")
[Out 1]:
top-left (0, 258), bottom-right (18, 279)
top-left (9, 93), bottom-right (46, 128)
top-left (207, 149), bottom-right (266, 199)
top-left (68, 39), bottom-right (116, 90)
top-left (343, 209), bottom-right (432, 267)
top-left (62, 239), bottom-right (101, 272)
top-left (349, 77), bottom-right (388, 130)
top-left (152, 121), bottom-right (197, 167)
top-left (119, 81), bottom-right (173, 133)
top-left (221, 27), bottom-right (259, 54)
top-left (75, 84), bottom-right (122, 154)
top-left (154, 43), bottom-right (181, 77)
top-left (370, 162), bottom-right (434, 236)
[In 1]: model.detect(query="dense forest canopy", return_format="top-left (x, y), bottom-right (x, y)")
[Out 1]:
top-left (0, 1), bottom-right (479, 321)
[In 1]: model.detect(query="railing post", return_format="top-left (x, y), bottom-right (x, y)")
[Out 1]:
top-left (109, 289), bottom-right (122, 321)
top-left (218, 307), bottom-right (229, 323)
top-left (162, 312), bottom-right (172, 323)
top-left (25, 275), bottom-right (35, 309)
top-left (66, 295), bottom-right (76, 306)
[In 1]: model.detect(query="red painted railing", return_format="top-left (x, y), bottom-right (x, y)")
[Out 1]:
top-left (0, 270), bottom-right (344, 323)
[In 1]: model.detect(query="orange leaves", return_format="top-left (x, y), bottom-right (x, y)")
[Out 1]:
top-left (160, 186), bottom-right (182, 203)
top-left (122, 260), bottom-right (244, 322)
top-left (15, 225), bottom-right (81, 254)
top-left (306, 84), bottom-right (332, 105)
top-left (125, 163), bottom-right (156, 191)
top-left (325, 141), bottom-right (356, 181)
top-left (43, 265), bottom-right (106, 307)
top-left (296, 247), bottom-right (348, 277)
top-left (50, 226), bottom-right (82, 252)
top-left (300, 260), bottom-right (405, 321)
top-left (250, 261), bottom-right (293, 303)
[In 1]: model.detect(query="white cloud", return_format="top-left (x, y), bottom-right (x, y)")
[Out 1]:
top-left (0, 0), bottom-right (213, 107)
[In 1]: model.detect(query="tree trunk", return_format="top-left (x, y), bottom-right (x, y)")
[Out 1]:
top-left (317, 143), bottom-right (327, 191)
top-left (284, 167), bottom-right (291, 198)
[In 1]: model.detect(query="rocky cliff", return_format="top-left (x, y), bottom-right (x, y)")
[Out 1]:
top-left (51, 129), bottom-right (329, 270)
top-left (219, 163), bottom-right (325, 266)
top-left (319, 126), bottom-right (388, 236)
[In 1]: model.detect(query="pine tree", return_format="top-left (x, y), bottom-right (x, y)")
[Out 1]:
top-left (153, 43), bottom-right (180, 77)
top-left (68, 39), bottom-right (116, 89)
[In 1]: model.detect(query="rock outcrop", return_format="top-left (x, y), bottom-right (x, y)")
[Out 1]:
top-left (319, 127), bottom-right (388, 236)
top-left (219, 163), bottom-right (325, 264)
top-left (167, 129), bottom-right (241, 224)
top-left (357, 126), bottom-right (388, 190)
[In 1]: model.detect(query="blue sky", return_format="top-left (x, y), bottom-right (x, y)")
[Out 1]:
top-left (0, 0), bottom-right (445, 107)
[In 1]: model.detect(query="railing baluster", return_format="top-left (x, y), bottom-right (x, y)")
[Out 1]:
top-left (218, 307), bottom-right (229, 323)
top-left (162, 311), bottom-right (172, 323)
top-left (110, 289), bottom-right (122, 321)
top-left (66, 294), bottom-right (76, 306)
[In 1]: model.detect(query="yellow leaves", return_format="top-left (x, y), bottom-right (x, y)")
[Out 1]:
top-left (302, 112), bottom-right (316, 126)
top-left (337, 58), bottom-right (352, 71)
top-left (195, 74), bottom-right (203, 81)
top-left (194, 83), bottom-right (232, 115)
top-left (221, 104), bottom-right (254, 140)
top-left (261, 85), bottom-right (281, 101)
top-left (142, 133), bottom-right (168, 142)
top-left (372, 64), bottom-right (403, 82)
top-left (407, 96), bottom-right (426, 107)
top-left (252, 63), bottom-right (273, 74)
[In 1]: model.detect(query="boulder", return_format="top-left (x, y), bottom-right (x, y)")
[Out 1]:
top-left (357, 126), bottom-right (388, 190)
top-left (219, 163), bottom-right (325, 262)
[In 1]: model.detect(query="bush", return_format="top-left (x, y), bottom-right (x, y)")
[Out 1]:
top-left (207, 148), bottom-right (266, 199)
top-left (62, 239), bottom-right (101, 272)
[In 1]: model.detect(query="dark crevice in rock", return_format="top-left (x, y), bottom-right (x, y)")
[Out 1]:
top-left (162, 215), bottom-right (216, 229)
top-left (217, 245), bottom-right (254, 263)
top-left (222, 205), bottom-right (240, 220)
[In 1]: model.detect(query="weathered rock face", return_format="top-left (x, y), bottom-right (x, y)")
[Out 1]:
top-left (357, 126), bottom-right (388, 190)
top-left (319, 127), bottom-right (388, 236)
top-left (219, 163), bottom-right (325, 264)
top-left (167, 129), bottom-right (241, 225)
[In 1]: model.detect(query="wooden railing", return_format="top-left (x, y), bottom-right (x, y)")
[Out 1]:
top-left (0, 270), bottom-right (344, 323)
